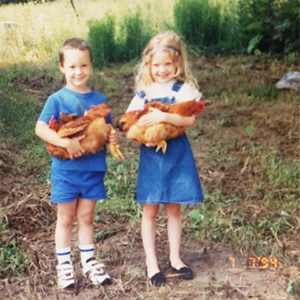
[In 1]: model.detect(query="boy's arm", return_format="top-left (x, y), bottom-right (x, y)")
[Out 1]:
top-left (35, 120), bottom-right (85, 159)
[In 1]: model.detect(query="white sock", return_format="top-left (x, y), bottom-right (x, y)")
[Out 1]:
top-left (79, 244), bottom-right (95, 264)
top-left (56, 246), bottom-right (71, 265)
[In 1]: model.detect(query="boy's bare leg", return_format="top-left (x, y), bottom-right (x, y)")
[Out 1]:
top-left (55, 200), bottom-right (77, 248)
top-left (76, 198), bottom-right (96, 245)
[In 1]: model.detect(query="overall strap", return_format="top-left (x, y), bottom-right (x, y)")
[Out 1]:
top-left (170, 81), bottom-right (183, 102)
top-left (134, 90), bottom-right (146, 99)
top-left (172, 81), bottom-right (183, 92)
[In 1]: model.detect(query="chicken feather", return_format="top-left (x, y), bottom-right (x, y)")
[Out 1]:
top-left (46, 103), bottom-right (123, 160)
top-left (117, 100), bottom-right (204, 153)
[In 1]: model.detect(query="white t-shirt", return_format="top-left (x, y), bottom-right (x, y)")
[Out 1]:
top-left (127, 79), bottom-right (202, 112)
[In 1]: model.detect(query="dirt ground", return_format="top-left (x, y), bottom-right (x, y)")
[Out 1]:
top-left (0, 57), bottom-right (299, 299)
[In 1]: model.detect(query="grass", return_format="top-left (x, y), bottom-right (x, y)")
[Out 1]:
top-left (0, 219), bottom-right (28, 278)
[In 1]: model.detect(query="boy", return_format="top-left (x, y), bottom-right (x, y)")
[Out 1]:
top-left (35, 38), bottom-right (117, 288)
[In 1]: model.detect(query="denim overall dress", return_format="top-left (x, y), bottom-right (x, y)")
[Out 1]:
top-left (136, 82), bottom-right (204, 205)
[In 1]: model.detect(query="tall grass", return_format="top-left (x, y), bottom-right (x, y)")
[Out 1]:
top-left (88, 12), bottom-right (152, 68)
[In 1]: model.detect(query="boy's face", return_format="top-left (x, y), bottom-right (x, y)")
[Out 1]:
top-left (60, 49), bottom-right (92, 93)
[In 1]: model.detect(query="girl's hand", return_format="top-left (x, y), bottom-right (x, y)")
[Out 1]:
top-left (65, 135), bottom-right (85, 159)
top-left (108, 129), bottom-right (118, 145)
top-left (138, 108), bottom-right (165, 126)
top-left (145, 142), bottom-right (158, 147)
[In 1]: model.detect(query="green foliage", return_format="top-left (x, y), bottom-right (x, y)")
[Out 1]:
top-left (247, 35), bottom-right (263, 54)
top-left (117, 12), bottom-right (152, 61)
top-left (246, 122), bottom-right (254, 135)
top-left (239, 0), bottom-right (300, 54)
top-left (174, 0), bottom-right (221, 48)
top-left (0, 69), bottom-right (41, 147)
top-left (96, 157), bottom-right (141, 222)
top-left (174, 0), bottom-right (243, 53)
top-left (88, 12), bottom-right (152, 68)
top-left (0, 219), bottom-right (28, 277)
top-left (88, 15), bottom-right (117, 68)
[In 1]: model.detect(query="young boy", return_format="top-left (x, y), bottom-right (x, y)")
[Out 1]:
top-left (35, 38), bottom-right (118, 288)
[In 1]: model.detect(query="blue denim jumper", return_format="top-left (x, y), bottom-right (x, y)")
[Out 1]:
top-left (136, 82), bottom-right (204, 205)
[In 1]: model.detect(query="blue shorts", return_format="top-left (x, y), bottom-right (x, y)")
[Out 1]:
top-left (50, 169), bottom-right (107, 204)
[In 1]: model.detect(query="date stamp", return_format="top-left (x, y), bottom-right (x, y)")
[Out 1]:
top-left (229, 256), bottom-right (278, 269)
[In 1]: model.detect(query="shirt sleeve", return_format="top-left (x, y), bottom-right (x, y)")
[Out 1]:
top-left (126, 95), bottom-right (145, 112)
top-left (38, 95), bottom-right (60, 124)
top-left (176, 83), bottom-right (202, 102)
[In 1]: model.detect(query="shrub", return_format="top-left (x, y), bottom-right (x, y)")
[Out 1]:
top-left (88, 12), bottom-right (152, 68)
top-left (173, 0), bottom-right (242, 53)
top-left (116, 12), bottom-right (152, 61)
top-left (239, 0), bottom-right (300, 54)
top-left (88, 15), bottom-right (116, 68)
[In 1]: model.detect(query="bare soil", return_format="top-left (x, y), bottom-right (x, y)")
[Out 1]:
top-left (0, 56), bottom-right (299, 300)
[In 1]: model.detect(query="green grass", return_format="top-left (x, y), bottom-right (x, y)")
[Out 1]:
top-left (0, 219), bottom-right (28, 278)
top-left (96, 157), bottom-right (142, 222)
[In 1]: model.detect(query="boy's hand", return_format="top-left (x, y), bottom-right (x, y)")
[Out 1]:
top-left (65, 135), bottom-right (85, 159)
top-left (108, 129), bottom-right (118, 145)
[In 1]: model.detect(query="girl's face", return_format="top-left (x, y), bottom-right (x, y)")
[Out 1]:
top-left (150, 50), bottom-right (176, 84)
top-left (60, 49), bottom-right (92, 93)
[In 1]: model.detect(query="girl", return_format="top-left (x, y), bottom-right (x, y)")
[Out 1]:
top-left (125, 31), bottom-right (204, 286)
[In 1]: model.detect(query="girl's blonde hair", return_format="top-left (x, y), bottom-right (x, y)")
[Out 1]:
top-left (135, 31), bottom-right (198, 90)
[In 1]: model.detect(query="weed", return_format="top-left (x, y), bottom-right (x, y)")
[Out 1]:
top-left (0, 219), bottom-right (28, 278)
top-left (96, 157), bottom-right (141, 222)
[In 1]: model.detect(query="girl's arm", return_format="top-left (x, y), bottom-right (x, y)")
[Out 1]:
top-left (138, 109), bottom-right (196, 127)
top-left (35, 120), bottom-right (85, 159)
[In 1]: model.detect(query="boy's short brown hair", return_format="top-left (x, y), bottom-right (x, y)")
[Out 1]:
top-left (59, 38), bottom-right (93, 66)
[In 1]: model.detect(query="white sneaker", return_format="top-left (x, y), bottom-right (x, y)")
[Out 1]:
top-left (82, 257), bottom-right (111, 285)
top-left (56, 261), bottom-right (74, 289)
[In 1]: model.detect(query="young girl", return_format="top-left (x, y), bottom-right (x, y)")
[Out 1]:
top-left (126, 31), bottom-right (204, 286)
top-left (35, 38), bottom-right (118, 288)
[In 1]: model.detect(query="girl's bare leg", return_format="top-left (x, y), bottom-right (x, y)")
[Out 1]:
top-left (165, 203), bottom-right (186, 269)
top-left (141, 204), bottom-right (160, 277)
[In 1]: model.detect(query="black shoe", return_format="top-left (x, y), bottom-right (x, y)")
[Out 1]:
top-left (146, 269), bottom-right (165, 286)
top-left (170, 264), bottom-right (193, 280)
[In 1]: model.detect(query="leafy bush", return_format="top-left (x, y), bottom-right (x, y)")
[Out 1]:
top-left (88, 15), bottom-right (117, 68)
top-left (173, 0), bottom-right (243, 53)
top-left (88, 12), bottom-right (152, 68)
top-left (117, 12), bottom-right (152, 61)
top-left (239, 0), bottom-right (300, 54)
top-left (174, 0), bottom-right (221, 47)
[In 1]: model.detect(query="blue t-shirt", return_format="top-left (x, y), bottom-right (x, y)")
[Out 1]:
top-left (38, 87), bottom-right (112, 172)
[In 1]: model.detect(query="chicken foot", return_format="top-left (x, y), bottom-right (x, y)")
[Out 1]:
top-left (107, 124), bottom-right (124, 160)
top-left (155, 140), bottom-right (167, 154)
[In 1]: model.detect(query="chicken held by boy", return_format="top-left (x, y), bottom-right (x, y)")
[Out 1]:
top-left (46, 103), bottom-right (123, 160)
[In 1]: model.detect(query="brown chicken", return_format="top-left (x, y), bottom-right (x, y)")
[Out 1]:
top-left (46, 103), bottom-right (123, 160)
top-left (117, 100), bottom-right (204, 153)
